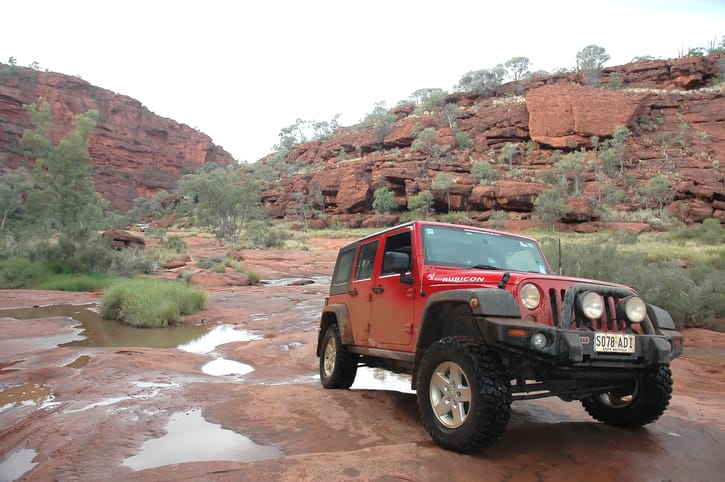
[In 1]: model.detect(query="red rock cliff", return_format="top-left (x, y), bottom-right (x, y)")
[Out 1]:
top-left (0, 64), bottom-right (235, 211)
top-left (260, 55), bottom-right (725, 228)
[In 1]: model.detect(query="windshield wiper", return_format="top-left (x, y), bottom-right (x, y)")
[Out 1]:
top-left (471, 264), bottom-right (500, 270)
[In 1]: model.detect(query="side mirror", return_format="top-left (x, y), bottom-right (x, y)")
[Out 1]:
top-left (383, 251), bottom-right (410, 274)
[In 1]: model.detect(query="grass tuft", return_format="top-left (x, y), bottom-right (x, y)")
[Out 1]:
top-left (100, 278), bottom-right (206, 328)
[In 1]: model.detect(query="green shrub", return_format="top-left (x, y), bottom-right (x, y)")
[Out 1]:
top-left (100, 279), bottom-right (206, 328)
top-left (109, 249), bottom-right (158, 277)
top-left (244, 221), bottom-right (290, 248)
top-left (210, 263), bottom-right (226, 273)
top-left (245, 270), bottom-right (261, 284)
top-left (540, 236), bottom-right (725, 328)
top-left (161, 235), bottom-right (187, 252)
top-left (35, 272), bottom-right (117, 291)
top-left (0, 257), bottom-right (50, 288)
top-left (197, 256), bottom-right (225, 269)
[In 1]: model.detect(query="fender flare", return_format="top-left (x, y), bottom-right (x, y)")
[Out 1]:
top-left (317, 303), bottom-right (353, 356)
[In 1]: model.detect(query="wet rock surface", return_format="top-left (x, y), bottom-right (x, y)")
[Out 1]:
top-left (0, 237), bottom-right (724, 481)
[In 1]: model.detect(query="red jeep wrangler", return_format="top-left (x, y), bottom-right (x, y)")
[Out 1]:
top-left (317, 221), bottom-right (683, 453)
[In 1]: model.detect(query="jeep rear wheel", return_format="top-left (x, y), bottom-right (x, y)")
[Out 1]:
top-left (417, 337), bottom-right (511, 453)
top-left (581, 364), bottom-right (673, 427)
top-left (319, 323), bottom-right (358, 389)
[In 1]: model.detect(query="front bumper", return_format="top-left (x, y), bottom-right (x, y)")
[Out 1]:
top-left (478, 317), bottom-right (684, 368)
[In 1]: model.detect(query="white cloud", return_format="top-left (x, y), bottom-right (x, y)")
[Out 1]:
top-left (2, 0), bottom-right (723, 163)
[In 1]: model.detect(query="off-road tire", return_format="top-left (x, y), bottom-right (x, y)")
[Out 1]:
top-left (417, 336), bottom-right (511, 454)
top-left (581, 364), bottom-right (673, 427)
top-left (319, 323), bottom-right (358, 389)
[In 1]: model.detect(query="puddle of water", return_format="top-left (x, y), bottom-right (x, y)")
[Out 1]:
top-left (0, 383), bottom-right (54, 411)
top-left (65, 355), bottom-right (91, 369)
top-left (261, 276), bottom-right (331, 286)
top-left (0, 305), bottom-right (209, 348)
top-left (350, 367), bottom-right (415, 394)
top-left (0, 447), bottom-right (38, 481)
top-left (201, 358), bottom-right (254, 376)
top-left (178, 325), bottom-right (261, 354)
top-left (0, 360), bottom-right (22, 374)
top-left (122, 409), bottom-right (281, 470)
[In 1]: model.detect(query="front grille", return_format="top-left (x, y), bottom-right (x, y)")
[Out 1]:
top-left (554, 283), bottom-right (644, 334)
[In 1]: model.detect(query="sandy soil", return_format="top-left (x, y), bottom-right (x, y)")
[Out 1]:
top-left (0, 235), bottom-right (723, 481)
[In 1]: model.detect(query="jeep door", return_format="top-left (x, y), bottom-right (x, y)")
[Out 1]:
top-left (346, 240), bottom-right (379, 345)
top-left (369, 230), bottom-right (415, 347)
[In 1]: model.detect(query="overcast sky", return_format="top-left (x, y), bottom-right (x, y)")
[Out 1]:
top-left (2, 0), bottom-right (723, 163)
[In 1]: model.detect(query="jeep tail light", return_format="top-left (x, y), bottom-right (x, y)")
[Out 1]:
top-left (622, 296), bottom-right (647, 323)
top-left (579, 292), bottom-right (604, 320)
top-left (520, 283), bottom-right (541, 309)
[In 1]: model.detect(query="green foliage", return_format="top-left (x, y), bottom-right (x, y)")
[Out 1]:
top-left (0, 167), bottom-right (32, 231)
top-left (470, 159), bottom-right (499, 184)
top-left (431, 172), bottom-right (454, 211)
top-left (161, 235), bottom-right (187, 253)
top-left (576, 44), bottom-right (610, 85)
top-left (504, 56), bottom-right (530, 81)
top-left (454, 130), bottom-right (473, 149)
top-left (639, 175), bottom-right (674, 218)
top-left (540, 236), bottom-right (725, 327)
top-left (534, 187), bottom-right (568, 230)
top-left (100, 279), bottom-right (206, 328)
top-left (455, 66), bottom-right (506, 97)
top-left (554, 150), bottom-right (588, 195)
top-left (245, 270), bottom-right (261, 284)
top-left (0, 256), bottom-right (119, 290)
top-left (244, 220), bottom-right (290, 248)
top-left (272, 115), bottom-right (341, 155)
top-left (607, 72), bottom-right (623, 90)
top-left (668, 218), bottom-right (724, 245)
top-left (0, 257), bottom-right (51, 288)
top-left (19, 98), bottom-right (102, 240)
top-left (362, 102), bottom-right (396, 144)
top-left (412, 128), bottom-right (449, 160)
top-left (180, 165), bottom-right (261, 242)
top-left (410, 88), bottom-right (448, 115)
top-left (210, 263), bottom-right (226, 273)
top-left (407, 190), bottom-right (434, 219)
top-left (34, 272), bottom-right (117, 291)
top-left (372, 186), bottom-right (397, 215)
top-left (108, 248), bottom-right (158, 277)
top-left (498, 142), bottom-right (519, 170)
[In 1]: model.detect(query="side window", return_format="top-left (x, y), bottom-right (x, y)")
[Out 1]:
top-left (354, 241), bottom-right (378, 280)
top-left (381, 231), bottom-right (412, 275)
top-left (330, 246), bottom-right (356, 295)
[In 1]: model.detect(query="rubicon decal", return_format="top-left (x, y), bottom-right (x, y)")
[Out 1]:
top-left (436, 276), bottom-right (487, 283)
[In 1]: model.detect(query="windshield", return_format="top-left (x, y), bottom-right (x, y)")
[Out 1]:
top-left (421, 225), bottom-right (550, 274)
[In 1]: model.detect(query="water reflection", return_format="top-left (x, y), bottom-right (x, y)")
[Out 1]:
top-left (0, 305), bottom-right (208, 348)
top-left (350, 367), bottom-right (415, 394)
top-left (0, 447), bottom-right (38, 481)
top-left (122, 409), bottom-right (281, 470)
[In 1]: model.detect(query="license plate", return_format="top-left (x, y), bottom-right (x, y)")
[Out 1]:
top-left (594, 332), bottom-right (635, 354)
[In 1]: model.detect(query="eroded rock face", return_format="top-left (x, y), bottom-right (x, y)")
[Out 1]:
top-left (0, 64), bottom-right (234, 211)
top-left (526, 84), bottom-right (651, 149)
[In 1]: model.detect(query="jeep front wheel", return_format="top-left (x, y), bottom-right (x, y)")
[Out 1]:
top-left (581, 364), bottom-right (673, 427)
top-left (319, 323), bottom-right (358, 389)
top-left (417, 337), bottom-right (511, 453)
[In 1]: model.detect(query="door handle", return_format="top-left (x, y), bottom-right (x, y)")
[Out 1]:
top-left (348, 289), bottom-right (358, 296)
top-left (372, 286), bottom-right (384, 294)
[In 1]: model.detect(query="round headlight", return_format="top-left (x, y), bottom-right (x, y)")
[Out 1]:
top-left (624, 296), bottom-right (647, 323)
top-left (580, 292), bottom-right (604, 319)
top-left (520, 283), bottom-right (541, 309)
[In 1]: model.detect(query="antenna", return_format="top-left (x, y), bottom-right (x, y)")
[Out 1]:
top-left (558, 236), bottom-right (562, 275)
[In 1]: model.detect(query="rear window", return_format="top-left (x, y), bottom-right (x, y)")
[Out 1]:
top-left (330, 246), bottom-right (356, 295)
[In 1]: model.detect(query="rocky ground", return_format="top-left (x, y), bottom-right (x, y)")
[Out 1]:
top-left (0, 235), bottom-right (723, 481)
